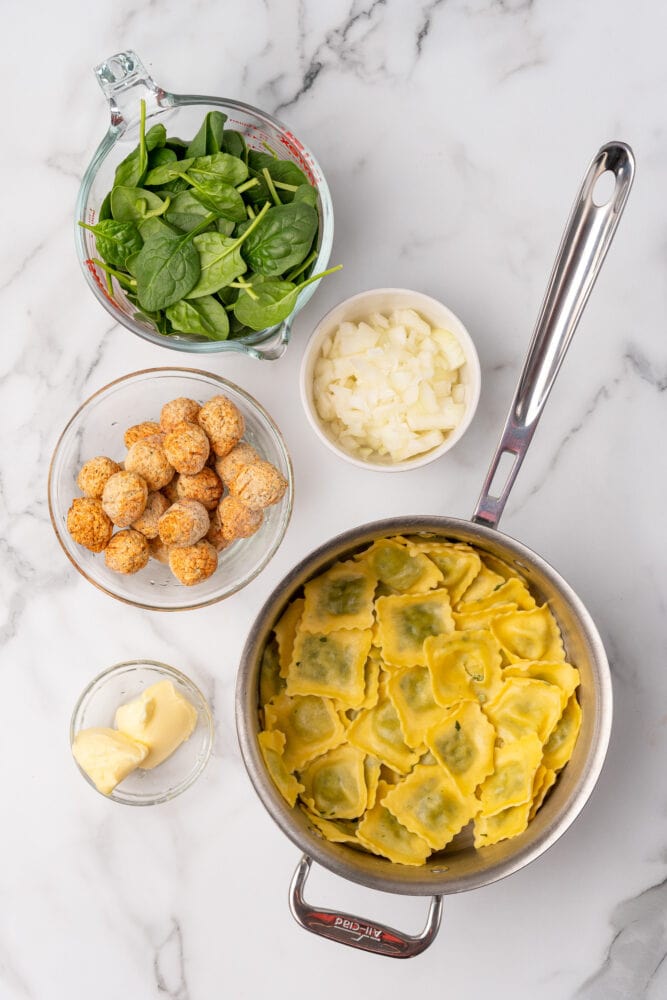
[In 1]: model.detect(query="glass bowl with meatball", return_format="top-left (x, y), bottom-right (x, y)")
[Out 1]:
top-left (48, 368), bottom-right (293, 610)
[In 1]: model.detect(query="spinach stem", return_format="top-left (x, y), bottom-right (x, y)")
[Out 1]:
top-left (285, 248), bottom-right (317, 282)
top-left (233, 200), bottom-right (269, 247)
top-left (105, 271), bottom-right (113, 296)
top-left (229, 279), bottom-right (258, 300)
top-left (92, 258), bottom-right (137, 290)
top-left (138, 99), bottom-right (147, 171)
top-left (261, 141), bottom-right (279, 158)
top-left (262, 167), bottom-right (282, 206)
top-left (296, 264), bottom-right (343, 292)
top-left (246, 204), bottom-right (256, 220)
top-left (273, 181), bottom-right (299, 192)
top-left (236, 178), bottom-right (259, 195)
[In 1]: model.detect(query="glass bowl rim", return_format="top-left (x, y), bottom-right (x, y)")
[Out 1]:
top-left (69, 658), bottom-right (214, 806)
top-left (48, 366), bottom-right (294, 611)
top-left (74, 93), bottom-right (335, 355)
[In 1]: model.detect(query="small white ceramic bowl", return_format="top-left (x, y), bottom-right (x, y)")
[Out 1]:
top-left (299, 288), bottom-right (481, 472)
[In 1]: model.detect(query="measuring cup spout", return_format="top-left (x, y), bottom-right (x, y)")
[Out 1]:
top-left (94, 50), bottom-right (165, 131)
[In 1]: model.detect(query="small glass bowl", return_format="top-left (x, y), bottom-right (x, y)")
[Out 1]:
top-left (300, 288), bottom-right (481, 471)
top-left (48, 367), bottom-right (293, 611)
top-left (70, 660), bottom-right (213, 805)
top-left (75, 50), bottom-right (334, 360)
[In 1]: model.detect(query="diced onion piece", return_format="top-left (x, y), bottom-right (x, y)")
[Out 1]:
top-left (312, 309), bottom-right (469, 464)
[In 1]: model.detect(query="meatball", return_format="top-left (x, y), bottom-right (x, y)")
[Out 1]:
top-left (162, 476), bottom-right (180, 504)
top-left (104, 529), bottom-right (150, 574)
top-left (176, 467), bottom-right (223, 510)
top-left (160, 397), bottom-right (201, 433)
top-left (124, 421), bottom-right (162, 449)
top-left (149, 536), bottom-right (171, 565)
top-left (132, 491), bottom-right (170, 539)
top-left (205, 508), bottom-right (231, 552)
top-left (66, 498), bottom-right (113, 553)
top-left (163, 421), bottom-right (210, 475)
top-left (158, 499), bottom-right (210, 547)
top-left (218, 495), bottom-right (263, 542)
top-left (169, 541), bottom-right (218, 586)
top-left (214, 442), bottom-right (260, 488)
top-left (77, 456), bottom-right (121, 499)
top-left (197, 395), bottom-right (245, 457)
top-left (228, 461), bottom-right (287, 509)
top-left (125, 438), bottom-right (174, 492)
top-left (102, 471), bottom-right (148, 527)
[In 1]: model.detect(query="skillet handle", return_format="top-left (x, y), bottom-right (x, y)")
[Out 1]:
top-left (472, 141), bottom-right (635, 529)
top-left (288, 856), bottom-right (443, 958)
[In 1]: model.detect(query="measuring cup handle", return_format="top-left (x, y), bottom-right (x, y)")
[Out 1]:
top-left (94, 50), bottom-right (168, 131)
top-left (472, 141), bottom-right (635, 529)
top-left (288, 856), bottom-right (443, 958)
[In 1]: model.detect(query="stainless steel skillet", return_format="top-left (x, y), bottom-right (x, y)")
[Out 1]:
top-left (236, 142), bottom-right (635, 957)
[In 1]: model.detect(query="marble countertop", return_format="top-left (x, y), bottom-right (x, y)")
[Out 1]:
top-left (3, 1), bottom-right (666, 997)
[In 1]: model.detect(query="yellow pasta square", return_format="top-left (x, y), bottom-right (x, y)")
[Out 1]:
top-left (425, 629), bottom-right (503, 708)
top-left (259, 639), bottom-right (285, 708)
top-left (478, 734), bottom-right (543, 817)
top-left (382, 764), bottom-right (480, 851)
top-left (491, 605), bottom-right (565, 663)
top-left (503, 660), bottom-right (580, 709)
top-left (387, 666), bottom-right (444, 748)
top-left (453, 603), bottom-right (518, 631)
top-left (346, 696), bottom-right (420, 774)
top-left (457, 564), bottom-right (505, 605)
top-left (301, 806), bottom-right (360, 845)
top-left (529, 765), bottom-right (558, 820)
top-left (300, 745), bottom-right (367, 820)
top-left (301, 561), bottom-right (376, 633)
top-left (484, 678), bottom-right (564, 744)
top-left (273, 597), bottom-right (305, 677)
top-left (376, 590), bottom-right (455, 667)
top-left (264, 693), bottom-right (345, 771)
top-left (357, 781), bottom-right (432, 865)
top-left (458, 577), bottom-right (536, 614)
top-left (257, 730), bottom-right (304, 807)
top-left (542, 694), bottom-right (582, 771)
top-left (474, 800), bottom-right (531, 848)
top-left (287, 629), bottom-right (372, 707)
top-left (425, 701), bottom-right (496, 794)
top-left (358, 538), bottom-right (443, 594)
top-left (405, 540), bottom-right (481, 603)
top-left (364, 756), bottom-right (382, 810)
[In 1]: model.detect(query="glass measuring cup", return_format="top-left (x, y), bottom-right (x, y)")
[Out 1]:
top-left (75, 51), bottom-right (334, 359)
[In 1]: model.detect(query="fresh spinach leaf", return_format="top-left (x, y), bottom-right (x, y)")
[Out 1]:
top-left (233, 265), bottom-right (341, 330)
top-left (132, 213), bottom-right (216, 312)
top-left (246, 152), bottom-right (310, 204)
top-left (148, 147), bottom-right (177, 171)
top-left (138, 216), bottom-right (179, 240)
top-left (144, 157), bottom-right (194, 186)
top-left (292, 184), bottom-right (319, 208)
top-left (166, 295), bottom-right (229, 339)
top-left (111, 186), bottom-right (169, 223)
top-left (98, 191), bottom-right (113, 221)
top-left (189, 178), bottom-right (246, 220)
top-left (241, 201), bottom-right (318, 277)
top-left (222, 130), bottom-right (247, 161)
top-left (186, 111), bottom-right (227, 157)
top-left (187, 202), bottom-right (269, 298)
top-left (113, 102), bottom-right (164, 188)
top-left (187, 152), bottom-right (248, 188)
top-left (164, 191), bottom-right (211, 231)
top-left (78, 220), bottom-right (143, 269)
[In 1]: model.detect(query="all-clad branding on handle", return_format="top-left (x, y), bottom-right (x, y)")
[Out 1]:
top-left (236, 141), bottom-right (633, 959)
top-left (473, 142), bottom-right (635, 529)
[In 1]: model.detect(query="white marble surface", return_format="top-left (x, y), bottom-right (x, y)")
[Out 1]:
top-left (2, 1), bottom-right (666, 996)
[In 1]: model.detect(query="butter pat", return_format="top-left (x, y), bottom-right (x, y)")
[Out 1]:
top-left (72, 727), bottom-right (149, 795)
top-left (115, 680), bottom-right (197, 769)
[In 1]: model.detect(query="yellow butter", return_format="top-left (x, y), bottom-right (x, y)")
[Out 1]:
top-left (72, 727), bottom-right (149, 795)
top-left (115, 680), bottom-right (197, 769)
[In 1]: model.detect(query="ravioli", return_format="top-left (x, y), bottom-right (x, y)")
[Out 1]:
top-left (457, 564), bottom-right (505, 604)
top-left (346, 696), bottom-right (420, 774)
top-left (273, 598), bottom-right (305, 677)
top-left (491, 605), bottom-right (565, 663)
top-left (301, 561), bottom-right (376, 633)
top-left (425, 700), bottom-right (496, 794)
top-left (453, 603), bottom-right (518, 631)
top-left (264, 693), bottom-right (345, 771)
top-left (257, 730), bottom-right (304, 807)
top-left (301, 806), bottom-right (360, 845)
top-left (474, 800), bottom-right (531, 848)
top-left (406, 540), bottom-right (481, 603)
top-left (358, 538), bottom-right (443, 593)
top-left (528, 763), bottom-right (558, 820)
top-left (259, 639), bottom-right (285, 708)
top-left (459, 577), bottom-right (536, 614)
top-left (287, 628), bottom-right (372, 707)
top-left (503, 660), bottom-right (580, 709)
top-left (364, 756), bottom-right (382, 810)
top-left (382, 764), bottom-right (480, 851)
top-left (425, 629), bottom-right (502, 707)
top-left (376, 590), bottom-right (455, 667)
top-left (478, 734), bottom-right (543, 817)
top-left (387, 666), bottom-right (444, 748)
top-left (300, 744), bottom-right (367, 820)
top-left (357, 782), bottom-right (432, 866)
top-left (483, 678), bottom-right (564, 744)
top-left (542, 694), bottom-right (582, 771)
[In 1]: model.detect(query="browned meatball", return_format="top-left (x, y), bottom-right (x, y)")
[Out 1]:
top-left (169, 541), bottom-right (218, 586)
top-left (77, 456), bottom-right (121, 499)
top-left (218, 495), bottom-right (263, 542)
top-left (228, 461), bottom-right (287, 509)
top-left (149, 536), bottom-right (171, 565)
top-left (102, 471), bottom-right (148, 527)
top-left (197, 395), bottom-right (245, 457)
top-left (176, 467), bottom-right (223, 510)
top-left (104, 529), bottom-right (150, 574)
top-left (160, 397), bottom-right (201, 433)
top-left (132, 491), bottom-right (170, 539)
top-left (158, 500), bottom-right (210, 547)
top-left (124, 421), bottom-right (162, 449)
top-left (205, 508), bottom-right (231, 552)
top-left (214, 442), bottom-right (260, 487)
top-left (162, 476), bottom-right (180, 504)
top-left (125, 438), bottom-right (174, 492)
top-left (163, 421), bottom-right (210, 475)
top-left (66, 498), bottom-right (113, 553)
